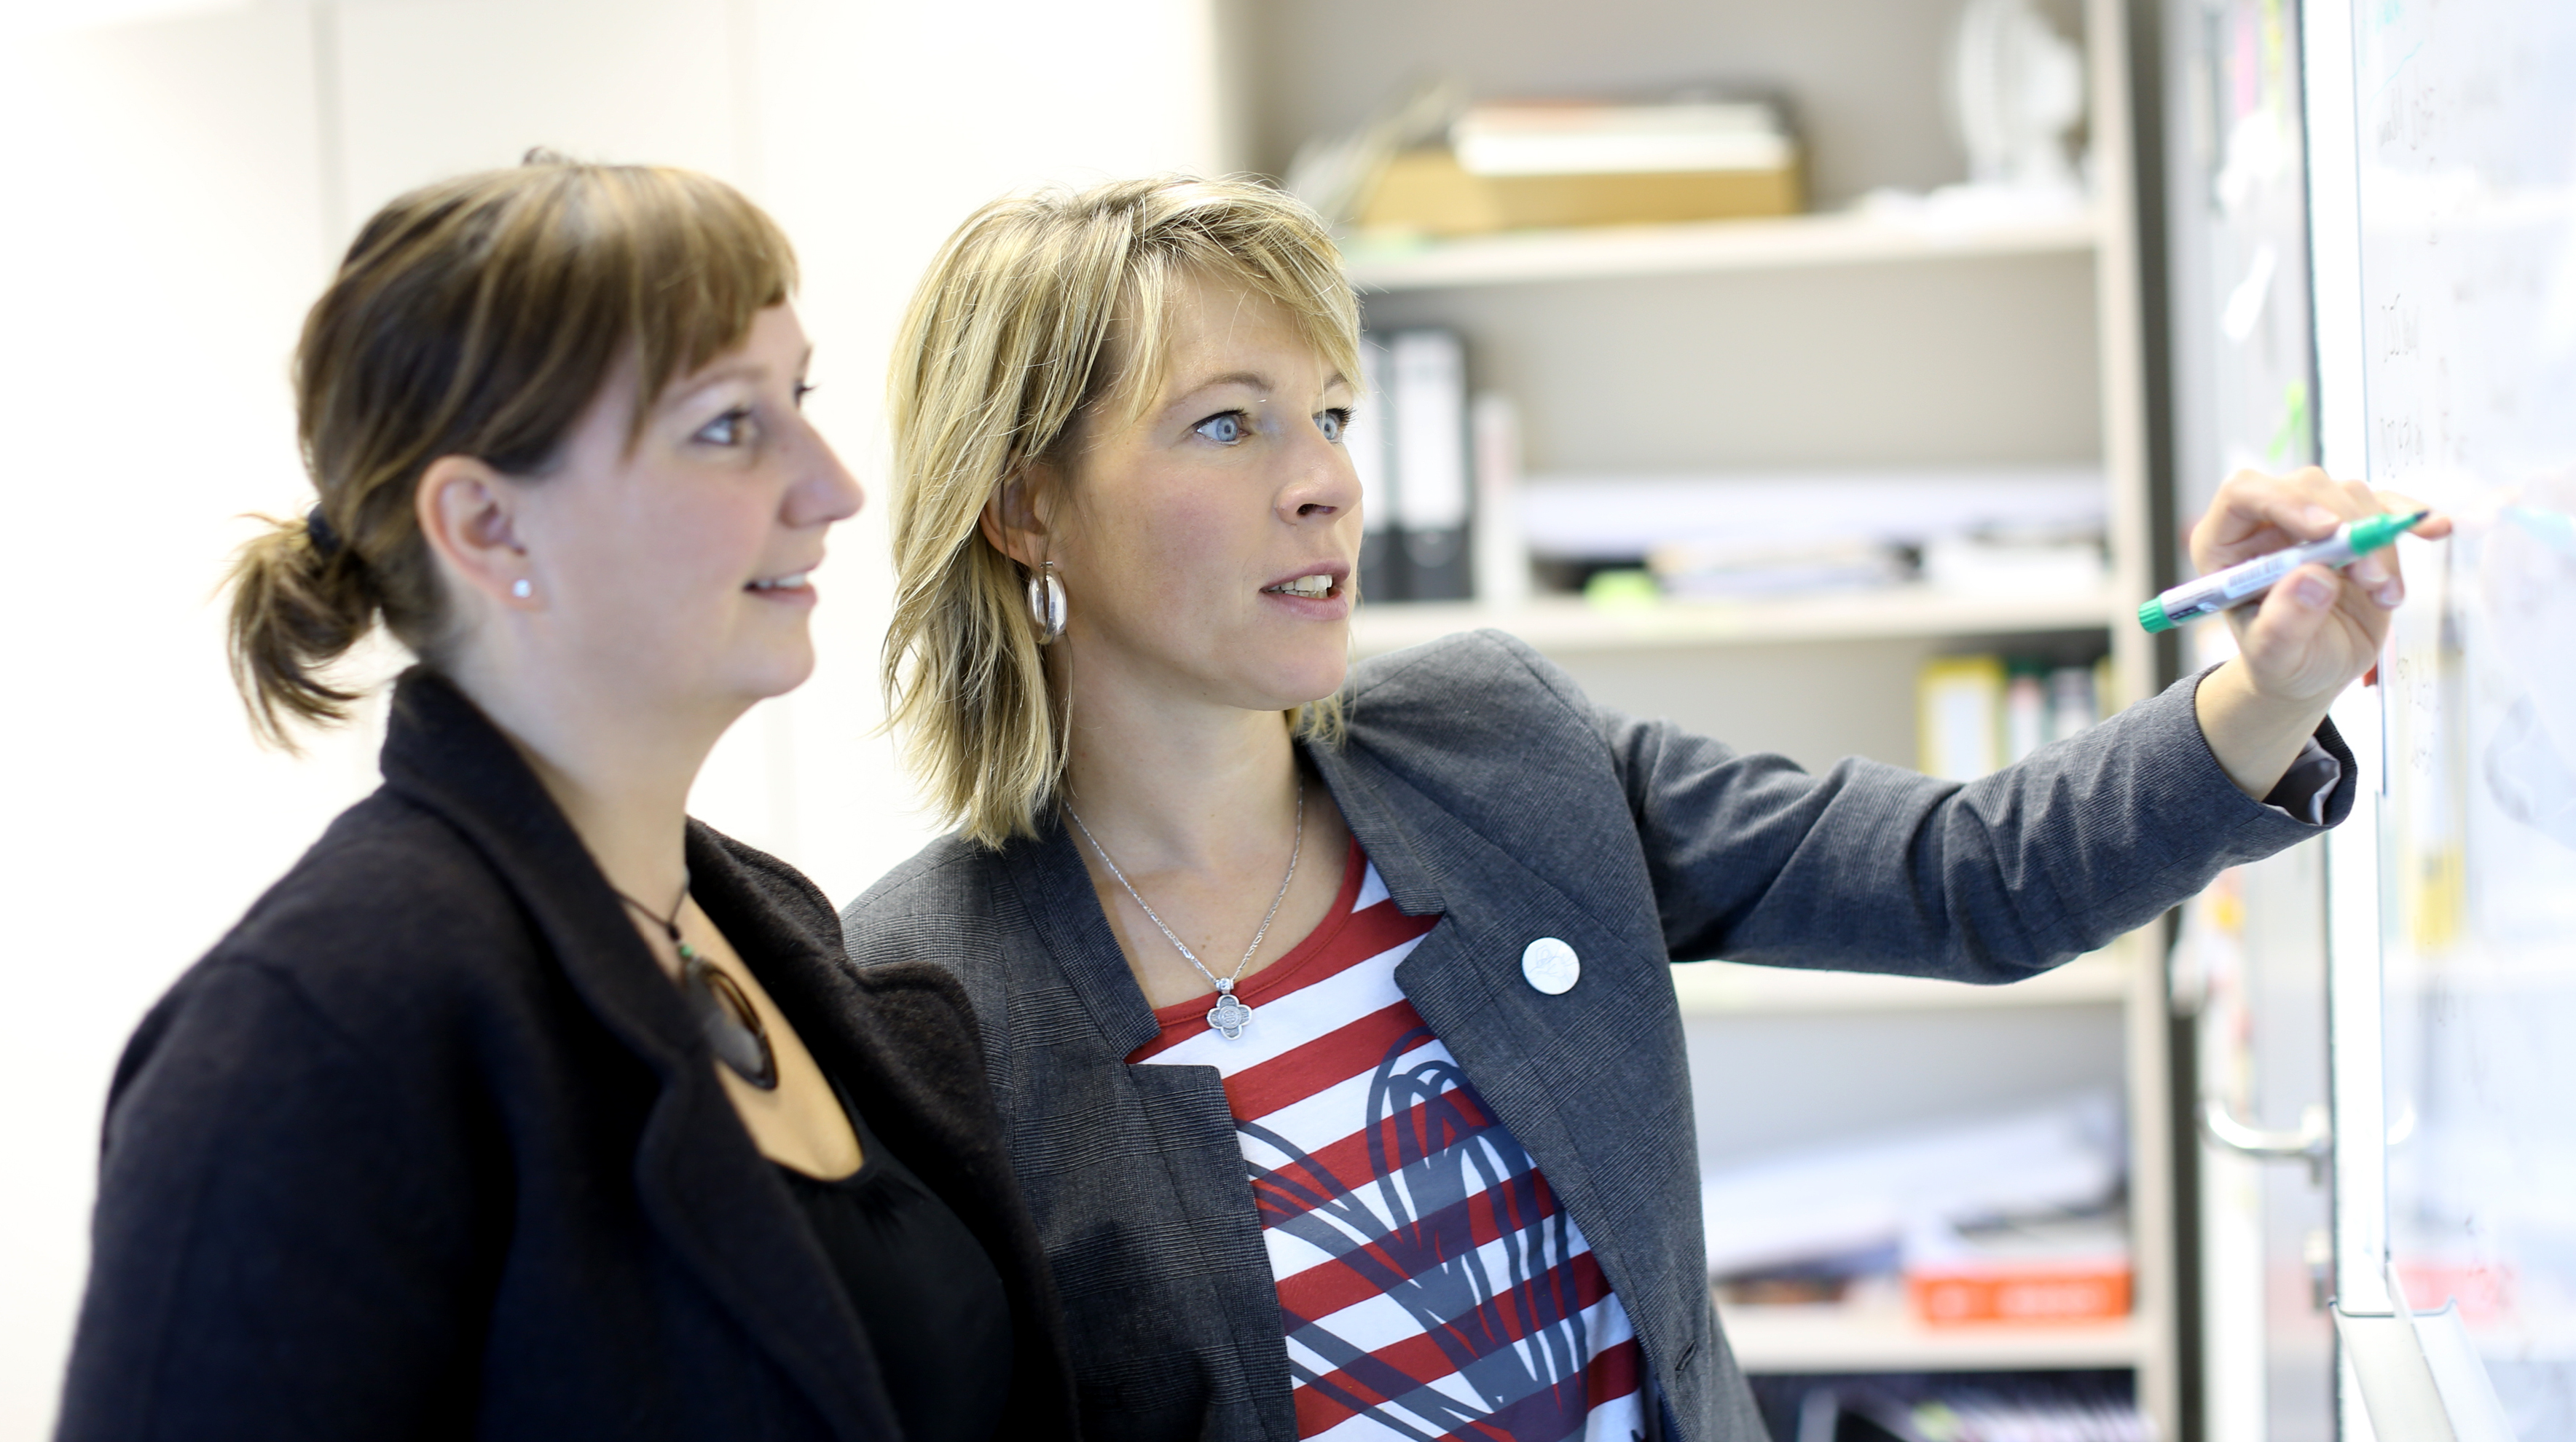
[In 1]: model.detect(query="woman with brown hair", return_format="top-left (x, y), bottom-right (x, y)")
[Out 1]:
top-left (844, 174), bottom-right (2438, 1442)
top-left (56, 157), bottom-right (1076, 1441)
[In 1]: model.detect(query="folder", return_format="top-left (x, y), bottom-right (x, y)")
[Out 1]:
top-left (1389, 328), bottom-right (1473, 601)
top-left (1353, 335), bottom-right (1402, 605)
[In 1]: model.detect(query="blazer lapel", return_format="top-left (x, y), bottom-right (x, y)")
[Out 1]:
top-left (1002, 816), bottom-right (1305, 1442)
top-left (375, 671), bottom-right (893, 1439)
top-left (1305, 732), bottom-right (1706, 1400)
top-left (1010, 822), bottom-right (1167, 1050)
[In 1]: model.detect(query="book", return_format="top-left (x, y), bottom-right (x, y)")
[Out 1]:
top-left (1471, 392), bottom-right (1529, 606)
top-left (1361, 146), bottom-right (1799, 235)
top-left (2006, 660), bottom-right (2050, 763)
top-left (1905, 1209), bottom-right (2134, 1325)
top-left (2049, 663), bottom-right (2101, 742)
top-left (1919, 655), bottom-right (2007, 781)
top-left (1921, 653), bottom-right (2110, 779)
top-left (1754, 1373), bottom-right (2150, 1442)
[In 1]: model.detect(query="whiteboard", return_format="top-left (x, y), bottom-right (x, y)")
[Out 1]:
top-left (2344, 0), bottom-right (2576, 1431)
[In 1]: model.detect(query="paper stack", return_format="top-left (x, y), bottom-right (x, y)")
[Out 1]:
top-left (1517, 468), bottom-right (2108, 602)
top-left (1359, 94), bottom-right (1802, 236)
top-left (1699, 1091), bottom-right (2132, 1327)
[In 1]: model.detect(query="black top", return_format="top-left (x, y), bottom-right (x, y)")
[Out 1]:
top-left (56, 669), bottom-right (1080, 1442)
top-left (777, 1087), bottom-right (1013, 1442)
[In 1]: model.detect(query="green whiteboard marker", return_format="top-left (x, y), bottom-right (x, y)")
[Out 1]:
top-left (2139, 510), bottom-right (2430, 634)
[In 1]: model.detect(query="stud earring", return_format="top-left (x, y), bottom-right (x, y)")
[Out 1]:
top-left (1026, 562), bottom-right (1066, 645)
top-left (511, 578), bottom-right (533, 599)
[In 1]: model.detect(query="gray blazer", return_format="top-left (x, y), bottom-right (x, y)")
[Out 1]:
top-left (839, 630), bottom-right (2349, 1442)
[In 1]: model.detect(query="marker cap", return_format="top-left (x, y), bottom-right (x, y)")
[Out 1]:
top-left (2139, 596), bottom-right (2175, 634)
top-left (2346, 508), bottom-right (2431, 556)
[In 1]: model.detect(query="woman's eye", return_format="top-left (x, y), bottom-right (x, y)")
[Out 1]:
top-left (1193, 411), bottom-right (1245, 445)
top-left (792, 381), bottom-right (816, 409)
top-left (1318, 408), bottom-right (1353, 444)
top-left (696, 406), bottom-right (755, 446)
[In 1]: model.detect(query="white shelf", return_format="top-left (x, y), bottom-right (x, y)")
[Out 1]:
top-left (1673, 945), bottom-right (2135, 1017)
top-left (1349, 586), bottom-right (2118, 658)
top-left (1343, 208), bottom-right (2102, 292)
top-left (1719, 1293), bottom-right (2150, 1374)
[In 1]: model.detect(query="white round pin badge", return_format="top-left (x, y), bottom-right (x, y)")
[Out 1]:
top-left (1521, 937), bottom-right (1580, 996)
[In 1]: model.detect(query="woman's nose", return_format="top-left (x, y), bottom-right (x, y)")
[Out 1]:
top-left (790, 418), bottom-right (865, 525)
top-left (1282, 419), bottom-right (1361, 521)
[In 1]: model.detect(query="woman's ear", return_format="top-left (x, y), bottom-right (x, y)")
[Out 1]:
top-left (416, 454), bottom-right (540, 610)
top-left (978, 460), bottom-right (1059, 569)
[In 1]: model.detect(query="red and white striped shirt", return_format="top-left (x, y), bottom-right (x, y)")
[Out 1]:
top-left (1131, 840), bottom-right (1646, 1442)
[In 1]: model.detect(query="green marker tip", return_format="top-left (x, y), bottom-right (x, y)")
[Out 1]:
top-left (2347, 508), bottom-right (2433, 554)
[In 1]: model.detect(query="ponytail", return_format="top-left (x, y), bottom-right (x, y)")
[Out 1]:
top-left (216, 155), bottom-right (795, 748)
top-left (223, 510), bottom-right (376, 749)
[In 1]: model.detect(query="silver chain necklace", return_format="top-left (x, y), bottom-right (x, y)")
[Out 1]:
top-left (1065, 775), bottom-right (1305, 1041)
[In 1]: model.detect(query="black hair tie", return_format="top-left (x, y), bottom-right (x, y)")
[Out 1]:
top-left (305, 504), bottom-right (342, 560)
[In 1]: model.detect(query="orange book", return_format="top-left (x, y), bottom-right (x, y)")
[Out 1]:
top-left (1904, 1212), bottom-right (2132, 1326)
top-left (1908, 1264), bottom-right (2133, 1325)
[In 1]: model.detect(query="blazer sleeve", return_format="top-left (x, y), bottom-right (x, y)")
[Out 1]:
top-left (1583, 663), bottom-right (2355, 981)
top-left (57, 958), bottom-right (493, 1442)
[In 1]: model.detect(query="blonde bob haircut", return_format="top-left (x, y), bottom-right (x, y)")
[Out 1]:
top-left (884, 175), bottom-right (1363, 848)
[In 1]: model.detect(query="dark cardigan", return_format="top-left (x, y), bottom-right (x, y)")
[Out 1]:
top-left (57, 671), bottom-right (1079, 1442)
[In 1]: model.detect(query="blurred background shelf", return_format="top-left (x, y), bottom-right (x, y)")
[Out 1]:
top-left (1719, 1296), bottom-right (2152, 1374)
top-left (1673, 943), bottom-right (2137, 1017)
top-left (1350, 585), bottom-right (2118, 657)
top-left (1345, 207), bottom-right (2103, 292)
top-left (1246, 0), bottom-right (2175, 1432)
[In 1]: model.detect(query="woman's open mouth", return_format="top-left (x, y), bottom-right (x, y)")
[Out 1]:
top-left (746, 570), bottom-right (818, 606)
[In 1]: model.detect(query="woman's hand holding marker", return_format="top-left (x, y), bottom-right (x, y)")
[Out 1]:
top-left (2186, 466), bottom-right (2454, 799)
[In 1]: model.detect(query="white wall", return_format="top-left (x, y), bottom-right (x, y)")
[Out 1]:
top-left (0, 0), bottom-right (1221, 1430)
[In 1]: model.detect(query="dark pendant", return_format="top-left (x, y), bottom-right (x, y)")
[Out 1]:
top-left (680, 947), bottom-right (778, 1090)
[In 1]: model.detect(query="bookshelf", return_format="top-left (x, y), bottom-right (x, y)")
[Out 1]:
top-left (1241, 0), bottom-right (2172, 1433)
top-left (1720, 1291), bottom-right (2153, 1373)
top-left (1349, 584), bottom-right (2121, 655)
top-left (1344, 206), bottom-right (2101, 291)
top-left (1671, 940), bottom-right (2137, 1017)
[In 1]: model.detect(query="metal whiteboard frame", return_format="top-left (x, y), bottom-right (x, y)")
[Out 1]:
top-left (2301, 0), bottom-right (2397, 1435)
top-left (2303, 0), bottom-right (2392, 1317)
top-left (2304, 3), bottom-right (2540, 1436)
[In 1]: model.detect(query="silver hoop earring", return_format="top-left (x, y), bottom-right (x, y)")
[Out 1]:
top-left (1026, 562), bottom-right (1066, 645)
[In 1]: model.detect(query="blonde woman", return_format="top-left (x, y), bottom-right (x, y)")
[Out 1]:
top-left (58, 159), bottom-right (1077, 1441)
top-left (847, 176), bottom-right (2436, 1442)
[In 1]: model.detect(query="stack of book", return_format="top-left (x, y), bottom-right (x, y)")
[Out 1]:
top-left (1358, 92), bottom-right (1802, 237)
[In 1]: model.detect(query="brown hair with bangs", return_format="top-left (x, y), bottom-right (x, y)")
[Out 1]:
top-left (224, 152), bottom-right (796, 746)
top-left (882, 175), bottom-right (1362, 848)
